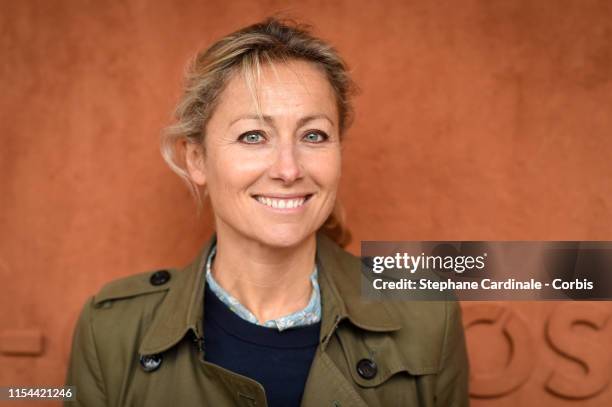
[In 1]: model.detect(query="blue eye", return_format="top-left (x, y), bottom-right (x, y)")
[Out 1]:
top-left (303, 131), bottom-right (328, 143)
top-left (239, 131), bottom-right (265, 144)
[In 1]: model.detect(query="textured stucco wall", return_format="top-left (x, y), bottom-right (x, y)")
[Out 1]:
top-left (1, 1), bottom-right (611, 406)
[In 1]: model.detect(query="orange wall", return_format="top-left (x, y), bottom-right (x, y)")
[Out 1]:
top-left (1, 1), bottom-right (611, 406)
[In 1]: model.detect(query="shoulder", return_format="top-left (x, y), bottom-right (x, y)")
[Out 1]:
top-left (67, 268), bottom-right (184, 402)
top-left (93, 269), bottom-right (176, 306)
top-left (71, 268), bottom-right (188, 361)
top-left (74, 268), bottom-right (181, 340)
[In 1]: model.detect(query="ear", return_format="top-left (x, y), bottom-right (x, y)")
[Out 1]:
top-left (184, 141), bottom-right (207, 186)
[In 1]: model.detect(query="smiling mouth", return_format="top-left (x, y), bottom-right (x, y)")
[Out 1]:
top-left (252, 194), bottom-right (314, 209)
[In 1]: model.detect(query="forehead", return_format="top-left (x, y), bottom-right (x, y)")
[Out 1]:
top-left (213, 59), bottom-right (338, 122)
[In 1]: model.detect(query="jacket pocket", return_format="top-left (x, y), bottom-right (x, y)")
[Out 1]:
top-left (335, 326), bottom-right (440, 406)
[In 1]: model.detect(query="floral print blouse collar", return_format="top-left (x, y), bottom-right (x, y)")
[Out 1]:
top-left (204, 244), bottom-right (322, 331)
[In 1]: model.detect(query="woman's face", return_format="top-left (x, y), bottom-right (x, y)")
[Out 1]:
top-left (187, 59), bottom-right (341, 248)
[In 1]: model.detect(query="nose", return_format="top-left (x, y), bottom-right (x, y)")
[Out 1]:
top-left (268, 141), bottom-right (304, 183)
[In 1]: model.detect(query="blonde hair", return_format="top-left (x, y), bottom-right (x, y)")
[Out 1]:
top-left (161, 16), bottom-right (358, 247)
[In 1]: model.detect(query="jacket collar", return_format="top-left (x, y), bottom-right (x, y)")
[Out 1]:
top-left (139, 231), bottom-right (400, 356)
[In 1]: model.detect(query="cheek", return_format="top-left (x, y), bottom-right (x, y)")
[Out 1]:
top-left (207, 151), bottom-right (268, 192)
top-left (305, 149), bottom-right (342, 188)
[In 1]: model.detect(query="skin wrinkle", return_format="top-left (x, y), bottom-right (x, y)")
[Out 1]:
top-left (228, 114), bottom-right (335, 129)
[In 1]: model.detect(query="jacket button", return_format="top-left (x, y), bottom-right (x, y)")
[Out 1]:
top-left (356, 358), bottom-right (377, 380)
top-left (140, 354), bottom-right (163, 372)
top-left (150, 270), bottom-right (171, 286)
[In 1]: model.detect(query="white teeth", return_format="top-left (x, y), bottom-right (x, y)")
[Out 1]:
top-left (255, 196), bottom-right (307, 209)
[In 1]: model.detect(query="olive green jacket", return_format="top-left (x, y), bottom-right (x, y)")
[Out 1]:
top-left (65, 232), bottom-right (469, 406)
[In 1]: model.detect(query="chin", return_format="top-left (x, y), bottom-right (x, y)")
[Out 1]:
top-left (253, 226), bottom-right (314, 249)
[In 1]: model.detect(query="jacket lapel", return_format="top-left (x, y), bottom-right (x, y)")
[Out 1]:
top-left (301, 232), bottom-right (402, 407)
top-left (138, 234), bottom-right (216, 356)
top-left (315, 231), bottom-right (401, 343)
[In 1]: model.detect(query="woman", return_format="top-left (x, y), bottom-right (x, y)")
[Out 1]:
top-left (66, 17), bottom-right (469, 407)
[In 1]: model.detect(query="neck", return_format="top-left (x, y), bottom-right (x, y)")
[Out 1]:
top-left (211, 225), bottom-right (317, 324)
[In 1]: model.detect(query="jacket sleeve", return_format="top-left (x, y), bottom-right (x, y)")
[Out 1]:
top-left (64, 297), bottom-right (107, 407)
top-left (435, 300), bottom-right (470, 407)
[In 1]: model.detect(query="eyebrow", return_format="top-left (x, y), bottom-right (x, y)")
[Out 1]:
top-left (228, 114), bottom-right (335, 128)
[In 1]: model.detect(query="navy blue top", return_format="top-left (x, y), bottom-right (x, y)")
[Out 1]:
top-left (203, 283), bottom-right (321, 407)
